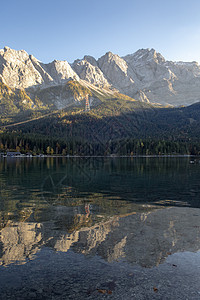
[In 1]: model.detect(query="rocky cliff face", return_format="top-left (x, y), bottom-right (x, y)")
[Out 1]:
top-left (97, 52), bottom-right (140, 95)
top-left (122, 48), bottom-right (200, 105)
top-left (0, 47), bottom-right (79, 89)
top-left (71, 56), bottom-right (109, 87)
top-left (74, 49), bottom-right (200, 106)
top-left (41, 60), bottom-right (79, 84)
top-left (0, 47), bottom-right (45, 89)
top-left (1, 46), bottom-right (200, 106)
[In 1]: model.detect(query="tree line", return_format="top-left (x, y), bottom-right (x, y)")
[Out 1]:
top-left (0, 133), bottom-right (200, 156)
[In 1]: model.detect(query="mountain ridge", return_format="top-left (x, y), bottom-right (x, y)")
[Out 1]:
top-left (1, 46), bottom-right (200, 107)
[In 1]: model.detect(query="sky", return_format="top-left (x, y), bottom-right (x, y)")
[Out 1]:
top-left (1, 0), bottom-right (200, 63)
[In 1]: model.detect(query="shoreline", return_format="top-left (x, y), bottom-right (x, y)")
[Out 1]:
top-left (0, 154), bottom-right (198, 158)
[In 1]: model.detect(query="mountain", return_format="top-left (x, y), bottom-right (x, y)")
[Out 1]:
top-left (0, 46), bottom-right (79, 88)
top-left (1, 46), bottom-right (200, 110)
top-left (123, 49), bottom-right (200, 106)
top-left (72, 48), bottom-right (200, 106)
top-left (1, 46), bottom-right (200, 156)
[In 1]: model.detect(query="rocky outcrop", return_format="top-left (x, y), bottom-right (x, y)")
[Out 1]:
top-left (33, 80), bottom-right (92, 109)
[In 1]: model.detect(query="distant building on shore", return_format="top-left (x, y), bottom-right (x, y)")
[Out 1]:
top-left (7, 151), bottom-right (22, 157)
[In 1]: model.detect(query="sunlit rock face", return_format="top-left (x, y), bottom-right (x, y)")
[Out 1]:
top-left (41, 60), bottom-right (79, 84)
top-left (0, 47), bottom-right (47, 89)
top-left (2, 46), bottom-right (200, 106)
top-left (122, 49), bottom-right (200, 106)
top-left (73, 48), bottom-right (200, 106)
top-left (97, 52), bottom-right (140, 96)
top-left (0, 47), bottom-right (79, 89)
top-left (0, 207), bottom-right (199, 267)
top-left (71, 57), bottom-right (109, 87)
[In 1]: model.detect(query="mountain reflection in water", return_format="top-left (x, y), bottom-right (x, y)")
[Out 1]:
top-left (0, 206), bottom-right (200, 267)
top-left (0, 157), bottom-right (200, 268)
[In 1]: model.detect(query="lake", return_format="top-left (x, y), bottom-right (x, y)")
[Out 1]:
top-left (0, 157), bottom-right (200, 299)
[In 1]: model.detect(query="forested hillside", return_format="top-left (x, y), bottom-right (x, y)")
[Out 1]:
top-left (1, 97), bottom-right (200, 156)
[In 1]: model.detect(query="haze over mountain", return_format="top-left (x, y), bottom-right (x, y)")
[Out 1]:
top-left (1, 46), bottom-right (200, 108)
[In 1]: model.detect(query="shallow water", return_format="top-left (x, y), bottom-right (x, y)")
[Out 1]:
top-left (0, 157), bottom-right (200, 299)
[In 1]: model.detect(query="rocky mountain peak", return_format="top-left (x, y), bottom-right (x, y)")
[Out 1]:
top-left (123, 48), bottom-right (165, 66)
top-left (97, 51), bottom-right (140, 95)
top-left (0, 47), bottom-right (79, 88)
top-left (71, 56), bottom-right (109, 87)
top-left (98, 51), bottom-right (122, 64)
top-left (41, 59), bottom-right (79, 84)
top-left (83, 55), bottom-right (97, 67)
top-left (98, 51), bottom-right (128, 76)
top-left (0, 47), bottom-right (45, 89)
top-left (1, 46), bottom-right (30, 62)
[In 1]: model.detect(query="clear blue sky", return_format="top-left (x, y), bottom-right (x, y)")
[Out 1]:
top-left (1, 0), bottom-right (200, 63)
